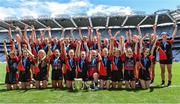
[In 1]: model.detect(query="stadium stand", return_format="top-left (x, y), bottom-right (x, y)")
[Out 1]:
top-left (0, 9), bottom-right (180, 62)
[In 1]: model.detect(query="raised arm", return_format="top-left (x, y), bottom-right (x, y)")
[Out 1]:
top-left (26, 48), bottom-right (34, 58)
top-left (84, 41), bottom-right (89, 57)
top-left (70, 29), bottom-right (75, 40)
top-left (8, 27), bottom-right (13, 42)
top-left (151, 36), bottom-right (158, 55)
top-left (24, 38), bottom-right (32, 52)
top-left (89, 27), bottom-right (93, 42)
top-left (139, 37), bottom-right (143, 55)
top-left (125, 31), bottom-right (130, 43)
top-left (109, 37), bottom-right (114, 56)
top-left (47, 26), bottom-right (52, 42)
top-left (114, 30), bottom-right (120, 38)
top-left (23, 24), bottom-right (29, 42)
top-left (172, 22), bottom-right (178, 40)
top-left (40, 30), bottom-right (45, 42)
top-left (16, 26), bottom-right (23, 37)
top-left (75, 41), bottom-right (81, 58)
top-left (134, 40), bottom-right (138, 55)
top-left (137, 25), bottom-right (142, 36)
top-left (47, 43), bottom-right (52, 58)
top-left (61, 29), bottom-right (65, 39)
top-left (79, 28), bottom-right (83, 40)
top-left (141, 33), bottom-right (148, 45)
top-left (153, 24), bottom-right (157, 35)
top-left (3, 39), bottom-right (8, 56)
top-left (88, 51), bottom-right (92, 62)
top-left (16, 35), bottom-right (22, 55)
top-left (96, 29), bottom-right (102, 54)
top-left (61, 40), bottom-right (66, 56)
top-left (128, 29), bottom-right (133, 43)
top-left (119, 36), bottom-right (125, 55)
top-left (108, 29), bottom-right (113, 38)
top-left (30, 25), bottom-right (36, 42)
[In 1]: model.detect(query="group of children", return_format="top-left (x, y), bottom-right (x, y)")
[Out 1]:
top-left (3, 22), bottom-right (177, 90)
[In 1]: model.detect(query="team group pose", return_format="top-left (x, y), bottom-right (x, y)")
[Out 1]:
top-left (3, 22), bottom-right (177, 90)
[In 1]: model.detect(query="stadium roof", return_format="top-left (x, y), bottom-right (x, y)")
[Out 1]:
top-left (0, 9), bottom-right (180, 32)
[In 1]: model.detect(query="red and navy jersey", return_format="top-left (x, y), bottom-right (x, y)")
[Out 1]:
top-left (112, 56), bottom-right (123, 70)
top-left (10, 40), bottom-right (18, 51)
top-left (124, 56), bottom-right (136, 71)
top-left (80, 42), bottom-right (89, 52)
top-left (144, 41), bottom-right (157, 57)
top-left (39, 59), bottom-right (49, 74)
top-left (50, 55), bottom-right (64, 71)
top-left (125, 42), bottom-right (135, 50)
top-left (77, 57), bottom-right (89, 72)
top-left (51, 43), bottom-right (60, 52)
top-left (102, 56), bottom-right (111, 69)
top-left (65, 57), bottom-right (77, 71)
top-left (66, 41), bottom-right (76, 52)
top-left (35, 43), bottom-right (42, 51)
top-left (102, 56), bottom-right (112, 76)
top-left (20, 56), bottom-right (33, 72)
top-left (7, 55), bottom-right (19, 72)
top-left (159, 40), bottom-right (173, 59)
top-left (30, 43), bottom-right (38, 56)
top-left (88, 42), bottom-right (98, 50)
top-left (140, 55), bottom-right (152, 70)
top-left (113, 40), bottom-right (119, 48)
top-left (88, 57), bottom-right (99, 68)
top-left (42, 43), bottom-right (49, 53)
top-left (101, 44), bottom-right (110, 50)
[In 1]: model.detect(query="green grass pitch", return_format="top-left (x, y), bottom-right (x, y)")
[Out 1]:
top-left (0, 62), bottom-right (180, 103)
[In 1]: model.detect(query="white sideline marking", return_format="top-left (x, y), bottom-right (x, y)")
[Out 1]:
top-left (150, 84), bottom-right (180, 88)
top-left (168, 85), bottom-right (180, 88)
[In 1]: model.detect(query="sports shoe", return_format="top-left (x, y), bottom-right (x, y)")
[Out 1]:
top-left (167, 81), bottom-right (171, 87)
top-left (161, 80), bottom-right (165, 87)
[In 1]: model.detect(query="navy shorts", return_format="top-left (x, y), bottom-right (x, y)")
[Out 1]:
top-left (99, 75), bottom-right (111, 80)
top-left (159, 58), bottom-right (173, 64)
top-left (65, 70), bottom-right (75, 81)
top-left (77, 72), bottom-right (88, 81)
top-left (139, 69), bottom-right (150, 81)
top-left (124, 70), bottom-right (135, 81)
top-left (5, 72), bottom-right (17, 84)
top-left (18, 71), bottom-right (31, 82)
top-left (111, 70), bottom-right (123, 81)
top-left (51, 69), bottom-right (63, 80)
top-left (36, 72), bottom-right (48, 81)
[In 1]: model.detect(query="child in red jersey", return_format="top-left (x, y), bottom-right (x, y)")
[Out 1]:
top-left (98, 48), bottom-right (112, 89)
top-left (63, 41), bottom-right (81, 90)
top-left (4, 39), bottom-right (19, 90)
top-left (97, 29), bottom-right (112, 89)
top-left (123, 39), bottom-right (139, 89)
top-left (139, 35), bottom-right (158, 89)
top-left (49, 48), bottom-right (65, 88)
top-left (88, 50), bottom-right (100, 90)
top-left (18, 42), bottom-right (33, 89)
top-left (75, 40), bottom-right (90, 89)
top-left (26, 49), bottom-right (50, 89)
top-left (111, 36), bottom-right (125, 89)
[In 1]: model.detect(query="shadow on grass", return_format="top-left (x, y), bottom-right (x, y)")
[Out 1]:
top-left (149, 85), bottom-right (166, 92)
top-left (0, 85), bottom-right (168, 93)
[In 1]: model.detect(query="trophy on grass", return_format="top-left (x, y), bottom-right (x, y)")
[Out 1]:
top-left (74, 78), bottom-right (83, 90)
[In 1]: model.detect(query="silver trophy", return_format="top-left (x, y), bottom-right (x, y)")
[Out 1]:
top-left (74, 78), bottom-right (83, 90)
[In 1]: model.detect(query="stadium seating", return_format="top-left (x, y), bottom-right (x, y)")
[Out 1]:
top-left (0, 9), bottom-right (180, 62)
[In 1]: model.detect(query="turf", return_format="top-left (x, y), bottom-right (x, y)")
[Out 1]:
top-left (0, 62), bottom-right (180, 103)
